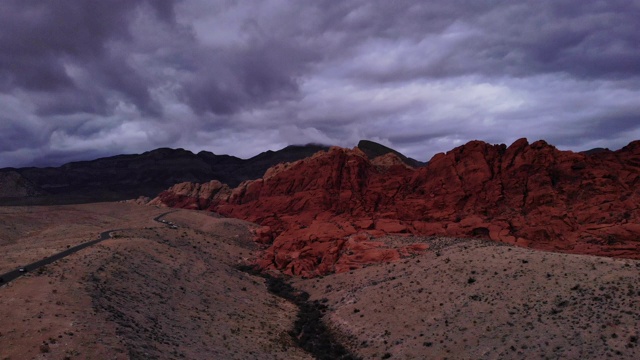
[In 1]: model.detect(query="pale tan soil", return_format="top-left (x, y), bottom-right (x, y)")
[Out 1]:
top-left (293, 237), bottom-right (640, 359)
top-left (0, 203), bottom-right (310, 360)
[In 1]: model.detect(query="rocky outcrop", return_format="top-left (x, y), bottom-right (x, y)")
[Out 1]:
top-left (149, 180), bottom-right (232, 210)
top-left (153, 146), bottom-right (426, 276)
top-left (152, 139), bottom-right (640, 276)
top-left (403, 139), bottom-right (640, 257)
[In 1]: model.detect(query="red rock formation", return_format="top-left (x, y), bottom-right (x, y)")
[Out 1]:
top-left (149, 180), bottom-right (231, 210)
top-left (152, 139), bottom-right (640, 276)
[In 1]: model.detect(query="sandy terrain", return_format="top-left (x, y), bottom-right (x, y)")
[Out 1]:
top-left (0, 203), bottom-right (309, 360)
top-left (1, 202), bottom-right (639, 359)
top-left (293, 236), bottom-right (640, 359)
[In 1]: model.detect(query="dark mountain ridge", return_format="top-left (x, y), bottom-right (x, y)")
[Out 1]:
top-left (357, 140), bottom-right (426, 167)
top-left (0, 144), bottom-right (330, 205)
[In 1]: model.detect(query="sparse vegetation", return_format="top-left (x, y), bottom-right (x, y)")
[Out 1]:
top-left (237, 265), bottom-right (360, 360)
top-left (2, 204), bottom-right (640, 359)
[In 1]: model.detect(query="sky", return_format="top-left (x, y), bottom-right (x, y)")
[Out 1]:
top-left (1, 0), bottom-right (639, 168)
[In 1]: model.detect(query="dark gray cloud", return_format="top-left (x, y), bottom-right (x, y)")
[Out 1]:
top-left (1, 0), bottom-right (639, 168)
top-left (1, 0), bottom-right (167, 89)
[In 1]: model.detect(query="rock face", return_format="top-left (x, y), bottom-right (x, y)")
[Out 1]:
top-left (152, 139), bottom-right (640, 276)
top-left (148, 180), bottom-right (232, 210)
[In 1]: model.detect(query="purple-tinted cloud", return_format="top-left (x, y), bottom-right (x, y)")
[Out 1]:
top-left (0, 0), bottom-right (639, 168)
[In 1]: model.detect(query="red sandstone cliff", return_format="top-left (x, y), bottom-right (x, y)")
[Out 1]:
top-left (152, 139), bottom-right (640, 276)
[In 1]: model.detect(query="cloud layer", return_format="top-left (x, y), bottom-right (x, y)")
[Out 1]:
top-left (1, 0), bottom-right (639, 167)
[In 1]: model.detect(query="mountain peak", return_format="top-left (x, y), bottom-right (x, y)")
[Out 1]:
top-left (356, 140), bottom-right (425, 167)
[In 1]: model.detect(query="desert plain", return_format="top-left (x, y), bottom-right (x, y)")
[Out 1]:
top-left (1, 202), bottom-right (639, 359)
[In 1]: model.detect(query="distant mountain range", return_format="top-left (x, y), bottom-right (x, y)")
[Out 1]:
top-left (0, 139), bottom-right (615, 206)
top-left (0, 144), bottom-right (330, 205)
top-left (0, 140), bottom-right (422, 205)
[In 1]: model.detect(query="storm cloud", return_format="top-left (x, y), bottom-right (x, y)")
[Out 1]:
top-left (1, 0), bottom-right (639, 167)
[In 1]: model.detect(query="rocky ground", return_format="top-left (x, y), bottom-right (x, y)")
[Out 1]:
top-left (1, 203), bottom-right (639, 359)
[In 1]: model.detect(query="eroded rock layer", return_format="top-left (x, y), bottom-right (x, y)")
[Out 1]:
top-left (152, 139), bottom-right (640, 276)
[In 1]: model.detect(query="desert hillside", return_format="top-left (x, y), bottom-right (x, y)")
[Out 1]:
top-left (1, 202), bottom-right (638, 359)
top-left (293, 237), bottom-right (640, 359)
top-left (0, 203), bottom-right (309, 360)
